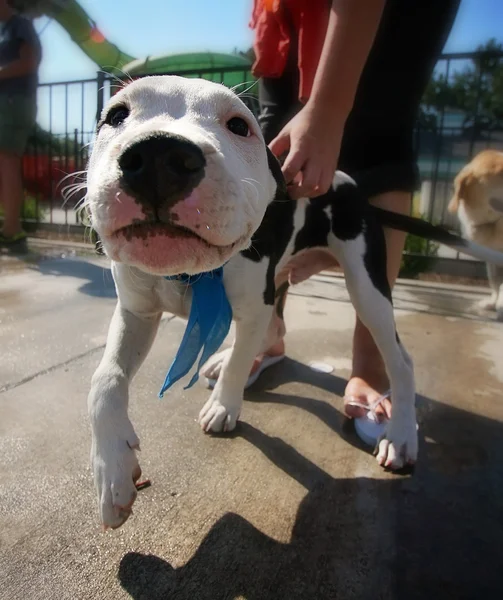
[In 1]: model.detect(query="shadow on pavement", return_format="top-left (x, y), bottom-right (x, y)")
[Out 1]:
top-left (34, 257), bottom-right (116, 298)
top-left (118, 363), bottom-right (503, 599)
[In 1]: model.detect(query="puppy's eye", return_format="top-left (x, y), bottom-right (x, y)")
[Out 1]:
top-left (106, 105), bottom-right (130, 127)
top-left (227, 116), bottom-right (250, 138)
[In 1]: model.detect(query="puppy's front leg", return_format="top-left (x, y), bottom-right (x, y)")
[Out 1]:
top-left (497, 288), bottom-right (503, 321)
top-left (198, 303), bottom-right (273, 432)
top-left (488, 263), bottom-right (503, 320)
top-left (88, 304), bottom-right (161, 529)
top-left (478, 263), bottom-right (501, 313)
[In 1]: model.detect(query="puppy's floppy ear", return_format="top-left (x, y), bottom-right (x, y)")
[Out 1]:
top-left (449, 166), bottom-right (474, 214)
top-left (266, 146), bottom-right (288, 198)
top-left (489, 197), bottom-right (503, 213)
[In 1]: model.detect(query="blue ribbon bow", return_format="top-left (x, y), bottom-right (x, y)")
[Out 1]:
top-left (159, 266), bottom-right (232, 397)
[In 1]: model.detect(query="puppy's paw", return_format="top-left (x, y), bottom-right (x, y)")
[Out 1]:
top-left (375, 411), bottom-right (418, 470)
top-left (198, 390), bottom-right (241, 433)
top-left (91, 420), bottom-right (142, 530)
top-left (200, 349), bottom-right (231, 385)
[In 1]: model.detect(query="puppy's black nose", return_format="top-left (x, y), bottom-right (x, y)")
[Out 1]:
top-left (118, 133), bottom-right (206, 207)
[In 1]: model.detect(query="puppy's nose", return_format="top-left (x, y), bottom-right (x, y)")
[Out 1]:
top-left (118, 133), bottom-right (206, 206)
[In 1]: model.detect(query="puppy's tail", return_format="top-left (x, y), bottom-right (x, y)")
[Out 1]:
top-left (372, 206), bottom-right (503, 266)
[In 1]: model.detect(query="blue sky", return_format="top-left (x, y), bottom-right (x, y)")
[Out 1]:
top-left (36, 0), bottom-right (503, 83)
top-left (31, 0), bottom-right (503, 137)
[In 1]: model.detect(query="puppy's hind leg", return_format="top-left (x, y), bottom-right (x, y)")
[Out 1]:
top-left (335, 234), bottom-right (418, 469)
top-left (201, 275), bottom-right (289, 386)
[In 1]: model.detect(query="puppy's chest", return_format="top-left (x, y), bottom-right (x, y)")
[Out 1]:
top-left (157, 280), bottom-right (193, 319)
top-left (467, 220), bottom-right (503, 249)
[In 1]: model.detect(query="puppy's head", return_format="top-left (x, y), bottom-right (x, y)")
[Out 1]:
top-left (449, 149), bottom-right (503, 222)
top-left (86, 76), bottom-right (278, 275)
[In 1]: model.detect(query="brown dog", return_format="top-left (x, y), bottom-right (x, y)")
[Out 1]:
top-left (449, 150), bottom-right (503, 319)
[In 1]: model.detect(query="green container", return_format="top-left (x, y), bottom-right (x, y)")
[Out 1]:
top-left (124, 52), bottom-right (256, 93)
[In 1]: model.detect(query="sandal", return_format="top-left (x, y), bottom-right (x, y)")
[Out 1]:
top-left (0, 230), bottom-right (28, 252)
top-left (206, 353), bottom-right (285, 390)
top-left (345, 390), bottom-right (419, 447)
top-left (344, 390), bottom-right (392, 447)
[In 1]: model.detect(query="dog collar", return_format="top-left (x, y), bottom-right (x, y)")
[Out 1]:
top-left (159, 266), bottom-right (232, 397)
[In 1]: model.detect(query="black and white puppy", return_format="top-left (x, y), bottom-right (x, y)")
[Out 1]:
top-left (86, 76), bottom-right (503, 530)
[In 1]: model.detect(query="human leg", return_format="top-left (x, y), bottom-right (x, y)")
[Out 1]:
top-left (341, 0), bottom-right (461, 419)
top-left (0, 94), bottom-right (36, 243)
top-left (0, 151), bottom-right (25, 238)
top-left (345, 192), bottom-right (410, 419)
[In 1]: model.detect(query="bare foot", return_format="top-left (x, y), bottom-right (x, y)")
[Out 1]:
top-left (344, 320), bottom-right (391, 422)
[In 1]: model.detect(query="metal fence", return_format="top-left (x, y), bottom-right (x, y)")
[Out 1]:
top-left (22, 76), bottom-right (98, 230)
top-left (20, 51), bottom-right (503, 270)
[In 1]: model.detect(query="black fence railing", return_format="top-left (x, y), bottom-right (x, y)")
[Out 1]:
top-left (18, 51), bottom-right (503, 270)
top-left (21, 76), bottom-right (98, 230)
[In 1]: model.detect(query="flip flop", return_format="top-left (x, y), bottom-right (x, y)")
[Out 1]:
top-left (345, 390), bottom-right (419, 447)
top-left (205, 353), bottom-right (285, 390)
top-left (344, 390), bottom-right (392, 447)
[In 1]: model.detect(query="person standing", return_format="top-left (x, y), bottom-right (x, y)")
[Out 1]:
top-left (0, 0), bottom-right (41, 249)
top-left (246, 0), bottom-right (461, 444)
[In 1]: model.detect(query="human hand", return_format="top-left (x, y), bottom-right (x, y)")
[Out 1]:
top-left (269, 101), bottom-right (345, 199)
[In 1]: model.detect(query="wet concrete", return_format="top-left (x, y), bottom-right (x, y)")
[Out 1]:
top-left (1, 253), bottom-right (503, 599)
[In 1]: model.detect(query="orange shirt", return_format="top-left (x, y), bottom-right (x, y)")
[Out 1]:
top-left (250, 0), bottom-right (330, 103)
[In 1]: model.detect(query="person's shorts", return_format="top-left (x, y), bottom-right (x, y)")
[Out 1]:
top-left (258, 0), bottom-right (461, 198)
top-left (0, 93), bottom-right (37, 156)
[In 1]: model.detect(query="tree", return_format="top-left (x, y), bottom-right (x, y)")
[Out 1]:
top-left (422, 39), bottom-right (503, 131)
top-left (25, 123), bottom-right (85, 156)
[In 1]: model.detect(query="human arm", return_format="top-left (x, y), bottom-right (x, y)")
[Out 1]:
top-left (0, 41), bottom-right (39, 79)
top-left (270, 0), bottom-right (386, 198)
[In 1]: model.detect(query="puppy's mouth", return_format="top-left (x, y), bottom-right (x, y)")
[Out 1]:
top-left (113, 220), bottom-right (240, 250)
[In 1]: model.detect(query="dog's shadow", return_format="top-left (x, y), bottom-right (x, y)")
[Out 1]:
top-left (246, 356), bottom-right (500, 471)
top-left (244, 356), bottom-right (373, 453)
top-left (118, 363), bottom-right (503, 599)
top-left (34, 257), bottom-right (116, 298)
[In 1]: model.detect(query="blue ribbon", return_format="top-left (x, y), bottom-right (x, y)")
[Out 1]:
top-left (159, 266), bottom-right (232, 397)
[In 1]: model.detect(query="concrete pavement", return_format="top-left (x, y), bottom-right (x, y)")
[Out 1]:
top-left (1, 248), bottom-right (503, 599)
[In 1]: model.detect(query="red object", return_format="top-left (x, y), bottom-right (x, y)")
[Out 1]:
top-left (250, 0), bottom-right (330, 102)
top-left (135, 479), bottom-right (152, 491)
top-left (90, 27), bottom-right (106, 44)
top-left (22, 155), bottom-right (80, 203)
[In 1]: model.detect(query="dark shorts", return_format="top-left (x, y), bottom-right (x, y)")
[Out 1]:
top-left (0, 93), bottom-right (36, 155)
top-left (258, 0), bottom-right (461, 197)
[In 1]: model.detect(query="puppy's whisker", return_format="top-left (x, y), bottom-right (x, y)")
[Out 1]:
top-left (62, 185), bottom-right (88, 209)
top-left (99, 68), bottom-right (133, 87)
top-left (60, 170), bottom-right (88, 185)
top-left (62, 187), bottom-right (86, 204)
top-left (62, 182), bottom-right (87, 195)
top-left (242, 180), bottom-right (259, 206)
top-left (75, 195), bottom-right (88, 209)
top-left (243, 177), bottom-right (263, 188)
top-left (231, 80), bottom-right (258, 96)
top-left (109, 67), bottom-right (134, 84)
